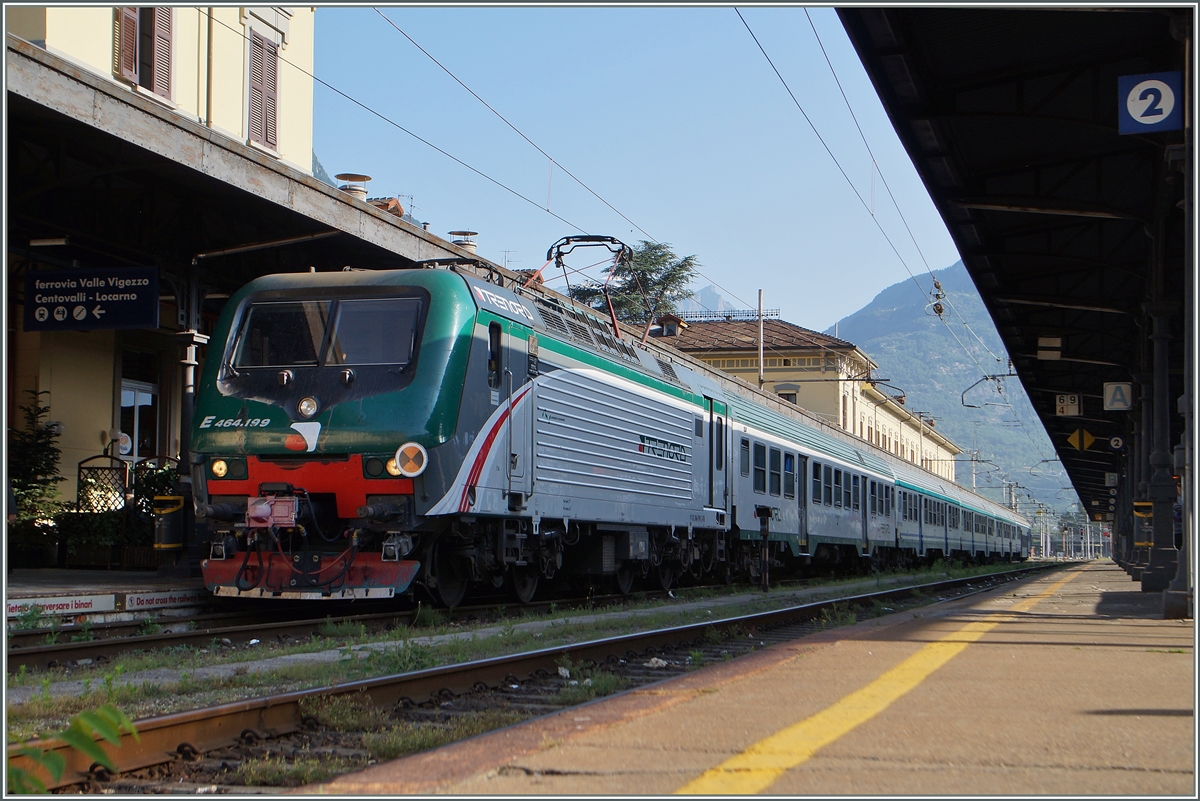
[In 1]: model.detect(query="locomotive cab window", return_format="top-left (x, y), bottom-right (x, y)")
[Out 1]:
top-left (231, 297), bottom-right (423, 370)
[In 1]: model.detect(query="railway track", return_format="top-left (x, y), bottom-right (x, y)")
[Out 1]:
top-left (6, 592), bottom-right (665, 673)
top-left (6, 563), bottom-right (1061, 792)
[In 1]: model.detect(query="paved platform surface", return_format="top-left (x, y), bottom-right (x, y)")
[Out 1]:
top-left (307, 561), bottom-right (1195, 796)
top-left (6, 568), bottom-right (205, 598)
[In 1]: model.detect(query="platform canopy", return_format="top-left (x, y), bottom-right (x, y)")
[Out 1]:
top-left (839, 8), bottom-right (1189, 517)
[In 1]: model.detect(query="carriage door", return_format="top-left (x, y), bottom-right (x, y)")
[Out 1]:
top-left (706, 398), bottom-right (728, 512)
top-left (858, 475), bottom-right (869, 554)
top-left (500, 326), bottom-right (531, 506)
top-left (797, 455), bottom-right (809, 553)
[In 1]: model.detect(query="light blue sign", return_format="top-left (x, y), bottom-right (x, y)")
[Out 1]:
top-left (1103, 382), bottom-right (1134, 411)
top-left (1118, 72), bottom-right (1183, 134)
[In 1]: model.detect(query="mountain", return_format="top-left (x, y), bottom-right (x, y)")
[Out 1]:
top-left (678, 285), bottom-right (738, 315)
top-left (825, 261), bottom-right (1074, 515)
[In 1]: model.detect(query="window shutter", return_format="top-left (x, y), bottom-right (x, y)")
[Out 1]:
top-left (262, 38), bottom-right (278, 148)
top-left (117, 7), bottom-right (138, 83)
top-left (150, 7), bottom-right (172, 99)
top-left (248, 31), bottom-right (265, 143)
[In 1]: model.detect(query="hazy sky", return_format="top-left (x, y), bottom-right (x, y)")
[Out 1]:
top-left (311, 6), bottom-right (961, 332)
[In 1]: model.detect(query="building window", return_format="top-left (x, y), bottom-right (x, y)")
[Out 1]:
top-left (117, 7), bottom-right (172, 99)
top-left (778, 392), bottom-right (796, 404)
top-left (119, 349), bottom-right (160, 463)
top-left (248, 30), bottom-right (279, 148)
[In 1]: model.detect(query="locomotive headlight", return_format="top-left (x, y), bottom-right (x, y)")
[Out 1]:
top-left (394, 442), bottom-right (428, 478)
top-left (297, 397), bottom-right (319, 418)
top-left (385, 458), bottom-right (403, 477)
top-left (211, 459), bottom-right (228, 478)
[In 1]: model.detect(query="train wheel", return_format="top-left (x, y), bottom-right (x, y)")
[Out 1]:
top-left (432, 540), bottom-right (468, 608)
top-left (616, 562), bottom-right (635, 595)
top-left (511, 565), bottom-right (538, 604)
top-left (656, 563), bottom-right (677, 592)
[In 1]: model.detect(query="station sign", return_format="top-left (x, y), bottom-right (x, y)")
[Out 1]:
top-left (1103, 382), bottom-right (1133, 411)
top-left (1118, 72), bottom-right (1183, 134)
top-left (24, 266), bottom-right (159, 332)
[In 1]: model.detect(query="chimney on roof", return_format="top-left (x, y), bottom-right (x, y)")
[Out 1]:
top-left (449, 230), bottom-right (478, 254)
top-left (335, 173), bottom-right (371, 202)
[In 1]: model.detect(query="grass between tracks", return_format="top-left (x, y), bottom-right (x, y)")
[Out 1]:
top-left (6, 560), bottom-right (1024, 741)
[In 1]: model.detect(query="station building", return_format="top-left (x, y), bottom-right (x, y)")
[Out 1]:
top-left (5, 7), bottom-right (470, 563)
top-left (651, 313), bottom-right (961, 482)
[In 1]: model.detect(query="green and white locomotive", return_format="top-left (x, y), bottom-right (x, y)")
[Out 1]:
top-left (194, 237), bottom-right (1029, 606)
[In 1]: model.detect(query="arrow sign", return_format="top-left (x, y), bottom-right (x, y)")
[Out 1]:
top-left (92, 305), bottom-right (105, 319)
top-left (1067, 429), bottom-right (1095, 450)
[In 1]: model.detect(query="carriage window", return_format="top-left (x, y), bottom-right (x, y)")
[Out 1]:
top-left (852, 475), bottom-right (860, 511)
top-left (812, 461), bottom-right (822, 504)
top-left (833, 469), bottom-right (843, 508)
top-left (823, 465), bottom-right (833, 506)
top-left (753, 442), bottom-right (767, 494)
top-left (769, 448), bottom-right (781, 496)
top-left (740, 438), bottom-right (750, 476)
top-left (869, 480), bottom-right (876, 515)
top-left (783, 453), bottom-right (795, 499)
top-left (843, 474), bottom-right (853, 509)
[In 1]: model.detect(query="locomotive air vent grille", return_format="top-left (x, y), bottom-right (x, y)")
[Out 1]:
top-left (655, 358), bottom-right (680, 383)
top-left (560, 307), bottom-right (596, 345)
top-left (538, 308), bottom-right (570, 338)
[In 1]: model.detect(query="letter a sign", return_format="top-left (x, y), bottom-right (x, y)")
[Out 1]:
top-left (1103, 382), bottom-right (1133, 411)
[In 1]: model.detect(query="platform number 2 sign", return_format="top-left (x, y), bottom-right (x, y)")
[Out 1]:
top-left (1118, 72), bottom-right (1182, 134)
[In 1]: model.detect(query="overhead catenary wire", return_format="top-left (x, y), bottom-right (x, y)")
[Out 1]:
top-left (373, 7), bottom-right (658, 244)
top-left (802, 8), bottom-right (1006, 367)
top-left (199, 10), bottom-right (590, 235)
top-left (739, 8), bottom-right (1061, 501)
top-left (371, 7), bottom-right (756, 317)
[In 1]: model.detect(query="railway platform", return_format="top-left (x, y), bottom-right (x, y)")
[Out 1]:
top-left (308, 561), bottom-right (1195, 796)
top-left (5, 568), bottom-right (209, 623)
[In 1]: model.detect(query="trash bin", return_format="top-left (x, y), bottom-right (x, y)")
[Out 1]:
top-left (153, 495), bottom-right (185, 565)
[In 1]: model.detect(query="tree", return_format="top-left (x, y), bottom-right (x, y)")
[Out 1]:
top-left (568, 241), bottom-right (699, 331)
top-left (8, 390), bottom-right (65, 535)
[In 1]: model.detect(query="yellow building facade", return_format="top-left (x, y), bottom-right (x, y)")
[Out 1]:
top-left (654, 316), bottom-right (961, 482)
top-left (6, 7), bottom-right (315, 501)
top-left (6, 6), bottom-right (314, 174)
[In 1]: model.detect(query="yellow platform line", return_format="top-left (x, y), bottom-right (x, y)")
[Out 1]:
top-left (675, 567), bottom-right (1083, 794)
